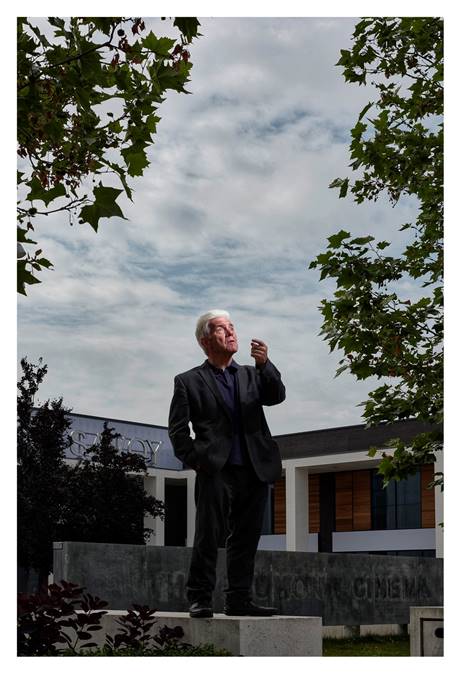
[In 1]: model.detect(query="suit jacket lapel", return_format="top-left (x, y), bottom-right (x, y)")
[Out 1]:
top-left (235, 361), bottom-right (248, 408)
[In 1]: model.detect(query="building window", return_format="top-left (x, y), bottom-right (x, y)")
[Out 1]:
top-left (261, 484), bottom-right (274, 535)
top-left (367, 550), bottom-right (435, 558)
top-left (164, 480), bottom-right (188, 546)
top-left (371, 469), bottom-right (421, 530)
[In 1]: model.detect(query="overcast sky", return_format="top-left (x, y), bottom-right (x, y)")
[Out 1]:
top-left (16, 12), bottom-right (440, 436)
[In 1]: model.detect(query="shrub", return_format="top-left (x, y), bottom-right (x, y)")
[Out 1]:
top-left (17, 580), bottom-right (231, 656)
top-left (59, 643), bottom-right (231, 656)
top-left (18, 580), bottom-right (109, 655)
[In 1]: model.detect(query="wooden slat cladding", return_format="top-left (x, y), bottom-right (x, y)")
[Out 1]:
top-left (309, 474), bottom-right (320, 533)
top-left (335, 470), bottom-right (371, 531)
top-left (335, 472), bottom-right (353, 531)
top-left (353, 470), bottom-right (371, 530)
top-left (273, 477), bottom-right (286, 534)
top-left (270, 467), bottom-right (431, 536)
top-left (421, 463), bottom-right (435, 528)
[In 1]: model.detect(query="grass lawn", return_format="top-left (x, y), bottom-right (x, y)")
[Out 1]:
top-left (323, 634), bottom-right (410, 656)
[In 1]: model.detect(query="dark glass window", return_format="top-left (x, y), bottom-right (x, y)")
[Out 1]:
top-left (164, 481), bottom-right (188, 546)
top-left (395, 549), bottom-right (435, 557)
top-left (371, 469), bottom-right (421, 530)
top-left (367, 550), bottom-right (435, 557)
top-left (261, 484), bottom-right (274, 535)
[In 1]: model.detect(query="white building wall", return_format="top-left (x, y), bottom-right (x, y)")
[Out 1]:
top-left (332, 528), bottom-right (436, 553)
top-left (435, 452), bottom-right (443, 558)
top-left (285, 465), bottom-right (310, 551)
top-left (259, 534), bottom-right (318, 552)
top-left (259, 530), bottom-right (435, 554)
top-left (144, 468), bottom-right (195, 546)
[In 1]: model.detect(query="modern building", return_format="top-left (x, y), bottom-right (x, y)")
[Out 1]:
top-left (63, 412), bottom-right (443, 558)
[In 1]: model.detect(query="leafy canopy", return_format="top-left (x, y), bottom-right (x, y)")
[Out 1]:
top-left (309, 18), bottom-right (443, 487)
top-left (17, 357), bottom-right (73, 584)
top-left (17, 16), bottom-right (200, 294)
top-left (17, 358), bottom-right (164, 585)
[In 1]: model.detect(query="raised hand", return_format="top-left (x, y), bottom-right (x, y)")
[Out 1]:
top-left (251, 339), bottom-right (268, 367)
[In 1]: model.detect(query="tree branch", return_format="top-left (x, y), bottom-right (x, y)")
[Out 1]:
top-left (18, 197), bottom-right (89, 217)
top-left (44, 22), bottom-right (119, 70)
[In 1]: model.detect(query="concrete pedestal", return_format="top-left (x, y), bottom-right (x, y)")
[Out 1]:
top-left (409, 606), bottom-right (444, 656)
top-left (61, 610), bottom-right (322, 656)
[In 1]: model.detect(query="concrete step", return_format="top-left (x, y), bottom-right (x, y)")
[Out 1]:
top-left (61, 610), bottom-right (323, 656)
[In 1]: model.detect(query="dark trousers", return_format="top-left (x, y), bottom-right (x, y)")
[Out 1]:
top-left (186, 463), bottom-right (268, 605)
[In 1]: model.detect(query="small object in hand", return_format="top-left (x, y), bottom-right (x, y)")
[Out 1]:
top-left (251, 339), bottom-right (268, 366)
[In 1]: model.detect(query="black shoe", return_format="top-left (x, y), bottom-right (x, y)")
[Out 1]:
top-left (189, 601), bottom-right (213, 618)
top-left (224, 600), bottom-right (279, 616)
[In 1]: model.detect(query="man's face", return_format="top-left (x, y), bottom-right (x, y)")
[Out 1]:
top-left (202, 316), bottom-right (238, 357)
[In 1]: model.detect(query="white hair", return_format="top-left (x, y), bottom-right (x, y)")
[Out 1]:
top-left (195, 309), bottom-right (230, 352)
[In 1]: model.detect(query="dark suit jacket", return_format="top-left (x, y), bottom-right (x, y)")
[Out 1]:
top-left (168, 359), bottom-right (286, 483)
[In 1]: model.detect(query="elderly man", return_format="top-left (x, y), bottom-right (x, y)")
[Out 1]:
top-left (168, 310), bottom-right (286, 618)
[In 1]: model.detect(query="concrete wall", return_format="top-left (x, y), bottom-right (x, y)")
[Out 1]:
top-left (409, 606), bottom-right (444, 656)
top-left (53, 542), bottom-right (443, 626)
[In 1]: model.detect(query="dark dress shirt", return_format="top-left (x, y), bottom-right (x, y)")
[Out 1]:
top-left (207, 360), bottom-right (248, 465)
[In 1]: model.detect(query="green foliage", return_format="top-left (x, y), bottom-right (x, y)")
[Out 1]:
top-left (17, 358), bottom-right (74, 587)
top-left (323, 634), bottom-right (410, 657)
top-left (17, 16), bottom-right (201, 294)
top-left (63, 422), bottom-right (165, 545)
top-left (309, 18), bottom-right (443, 486)
top-left (17, 359), bottom-right (165, 585)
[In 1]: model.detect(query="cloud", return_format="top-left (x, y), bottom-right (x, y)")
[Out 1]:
top-left (18, 17), bottom-right (422, 435)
